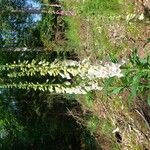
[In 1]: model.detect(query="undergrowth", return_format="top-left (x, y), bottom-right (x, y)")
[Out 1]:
top-left (63, 0), bottom-right (150, 149)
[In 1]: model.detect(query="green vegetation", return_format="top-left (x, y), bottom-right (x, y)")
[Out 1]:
top-left (0, 0), bottom-right (150, 149)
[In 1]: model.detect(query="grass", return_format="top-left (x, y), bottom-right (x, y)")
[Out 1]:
top-left (62, 0), bottom-right (150, 149)
top-left (65, 16), bottom-right (81, 49)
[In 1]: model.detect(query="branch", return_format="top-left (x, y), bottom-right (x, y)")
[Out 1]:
top-left (1, 47), bottom-right (44, 51)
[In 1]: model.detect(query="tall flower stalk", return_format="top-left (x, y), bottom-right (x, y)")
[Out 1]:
top-left (0, 59), bottom-right (124, 94)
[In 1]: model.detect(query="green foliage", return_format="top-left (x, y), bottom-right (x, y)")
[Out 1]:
top-left (86, 115), bottom-right (100, 132)
top-left (79, 0), bottom-right (121, 16)
top-left (84, 92), bottom-right (95, 108)
top-left (0, 0), bottom-right (36, 48)
top-left (123, 49), bottom-right (149, 87)
top-left (114, 49), bottom-right (150, 103)
top-left (111, 87), bottom-right (123, 94)
top-left (65, 16), bottom-right (80, 49)
top-left (39, 13), bottom-right (54, 49)
top-left (100, 48), bottom-right (150, 105)
top-left (0, 90), bottom-right (88, 149)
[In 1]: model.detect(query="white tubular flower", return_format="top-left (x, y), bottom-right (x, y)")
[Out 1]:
top-left (86, 62), bottom-right (123, 79)
top-left (63, 60), bottom-right (79, 67)
top-left (49, 59), bottom-right (124, 94)
top-left (84, 86), bottom-right (92, 92)
top-left (65, 73), bottom-right (71, 80)
top-left (64, 86), bottom-right (87, 94)
top-left (59, 59), bottom-right (124, 80)
top-left (83, 81), bottom-right (103, 92)
top-left (73, 86), bottom-right (87, 94)
top-left (91, 82), bottom-right (99, 90)
top-left (59, 73), bottom-right (66, 78)
top-left (65, 88), bottom-right (74, 94)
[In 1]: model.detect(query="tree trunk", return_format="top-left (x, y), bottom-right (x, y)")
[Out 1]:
top-left (0, 47), bottom-right (44, 51)
top-left (2, 9), bottom-right (75, 16)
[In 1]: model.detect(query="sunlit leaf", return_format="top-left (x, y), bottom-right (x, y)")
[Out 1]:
top-left (112, 87), bottom-right (123, 94)
top-left (131, 72), bottom-right (142, 97)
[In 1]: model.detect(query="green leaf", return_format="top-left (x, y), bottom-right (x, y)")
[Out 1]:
top-left (103, 77), bottom-right (115, 89)
top-left (112, 87), bottom-right (123, 94)
top-left (130, 49), bottom-right (140, 66)
top-left (147, 37), bottom-right (150, 43)
top-left (131, 72), bottom-right (142, 97)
